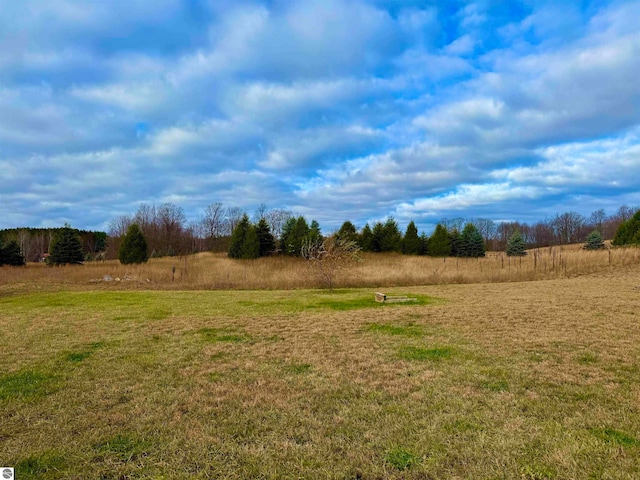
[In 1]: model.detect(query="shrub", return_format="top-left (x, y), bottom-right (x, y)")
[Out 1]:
top-left (584, 230), bottom-right (605, 250)
top-left (301, 235), bottom-right (361, 290)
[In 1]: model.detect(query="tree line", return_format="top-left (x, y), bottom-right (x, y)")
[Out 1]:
top-left (0, 227), bottom-right (106, 264)
top-left (2, 203), bottom-right (639, 266)
top-left (107, 202), bottom-right (294, 258)
top-left (118, 203), bottom-right (640, 263)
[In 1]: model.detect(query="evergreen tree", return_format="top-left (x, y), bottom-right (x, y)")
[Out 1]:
top-left (337, 221), bottom-right (358, 243)
top-left (449, 229), bottom-right (463, 257)
top-left (381, 217), bottom-right (402, 252)
top-left (229, 214), bottom-right (252, 259)
top-left (428, 224), bottom-right (451, 256)
top-left (0, 239), bottom-right (25, 266)
top-left (241, 225), bottom-right (260, 259)
top-left (285, 216), bottom-right (310, 256)
top-left (506, 230), bottom-right (527, 256)
top-left (583, 230), bottom-right (605, 250)
top-left (255, 218), bottom-right (276, 256)
top-left (371, 222), bottom-right (384, 252)
top-left (359, 224), bottom-right (373, 252)
top-left (0, 237), bottom-right (5, 265)
top-left (461, 223), bottom-right (485, 257)
top-left (94, 231), bottom-right (107, 252)
top-left (49, 224), bottom-right (84, 265)
top-left (419, 232), bottom-right (429, 255)
top-left (279, 217), bottom-right (297, 254)
top-left (401, 221), bottom-right (422, 255)
top-left (307, 220), bottom-right (323, 248)
top-left (612, 210), bottom-right (640, 245)
top-left (118, 223), bottom-right (149, 264)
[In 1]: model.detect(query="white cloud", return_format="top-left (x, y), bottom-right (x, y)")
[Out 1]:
top-left (396, 183), bottom-right (545, 216)
top-left (70, 82), bottom-right (168, 112)
top-left (2, 1), bottom-right (640, 231)
top-left (444, 34), bottom-right (476, 56)
top-left (493, 131), bottom-right (640, 189)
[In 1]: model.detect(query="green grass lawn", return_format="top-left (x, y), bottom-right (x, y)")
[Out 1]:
top-left (1, 284), bottom-right (639, 479)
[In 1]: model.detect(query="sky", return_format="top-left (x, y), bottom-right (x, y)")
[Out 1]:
top-left (1, 0), bottom-right (640, 234)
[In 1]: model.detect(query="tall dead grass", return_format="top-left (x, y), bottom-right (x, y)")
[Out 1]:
top-left (1, 245), bottom-right (639, 291)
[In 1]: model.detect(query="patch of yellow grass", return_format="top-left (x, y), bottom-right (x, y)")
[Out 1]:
top-left (1, 245), bottom-right (639, 292)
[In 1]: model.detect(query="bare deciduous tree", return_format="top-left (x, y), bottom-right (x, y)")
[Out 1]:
top-left (441, 217), bottom-right (465, 232)
top-left (471, 218), bottom-right (497, 242)
top-left (266, 209), bottom-right (293, 240)
top-left (551, 211), bottom-right (586, 244)
top-left (108, 215), bottom-right (133, 237)
top-left (589, 208), bottom-right (607, 234)
top-left (253, 203), bottom-right (269, 223)
top-left (226, 207), bottom-right (245, 236)
top-left (156, 203), bottom-right (187, 256)
top-left (130, 204), bottom-right (156, 253)
top-left (301, 235), bottom-right (361, 291)
top-left (201, 202), bottom-right (226, 249)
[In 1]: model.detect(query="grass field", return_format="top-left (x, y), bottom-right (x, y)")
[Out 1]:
top-left (1, 250), bottom-right (640, 478)
top-left (1, 244), bottom-right (640, 292)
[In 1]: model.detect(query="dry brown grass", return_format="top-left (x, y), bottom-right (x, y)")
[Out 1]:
top-left (1, 266), bottom-right (639, 478)
top-left (1, 244), bottom-right (639, 292)
top-left (2, 246), bottom-right (640, 478)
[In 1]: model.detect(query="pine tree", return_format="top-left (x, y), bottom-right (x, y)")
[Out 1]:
top-left (401, 221), bottom-right (422, 255)
top-left (419, 232), bottom-right (429, 255)
top-left (241, 225), bottom-right (260, 259)
top-left (336, 221), bottom-right (358, 243)
top-left (612, 210), bottom-right (640, 245)
top-left (255, 218), bottom-right (275, 257)
top-left (118, 223), bottom-right (149, 264)
top-left (359, 224), bottom-right (373, 252)
top-left (583, 230), bottom-right (605, 250)
top-left (287, 216), bottom-right (310, 256)
top-left (49, 225), bottom-right (84, 265)
top-left (0, 239), bottom-right (26, 266)
top-left (371, 222), bottom-right (384, 252)
top-left (428, 224), bottom-right (451, 257)
top-left (506, 230), bottom-right (527, 256)
top-left (381, 217), bottom-right (402, 252)
top-left (307, 220), bottom-right (323, 248)
top-left (228, 215), bottom-right (260, 259)
top-left (449, 229), bottom-right (463, 257)
top-left (462, 223), bottom-right (485, 257)
top-left (279, 217), bottom-right (297, 255)
top-left (229, 214), bottom-right (251, 259)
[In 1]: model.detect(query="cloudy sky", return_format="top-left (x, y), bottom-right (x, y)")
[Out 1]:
top-left (1, 0), bottom-right (639, 233)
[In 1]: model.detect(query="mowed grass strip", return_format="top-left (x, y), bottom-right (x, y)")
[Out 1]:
top-left (1, 276), bottom-right (640, 478)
